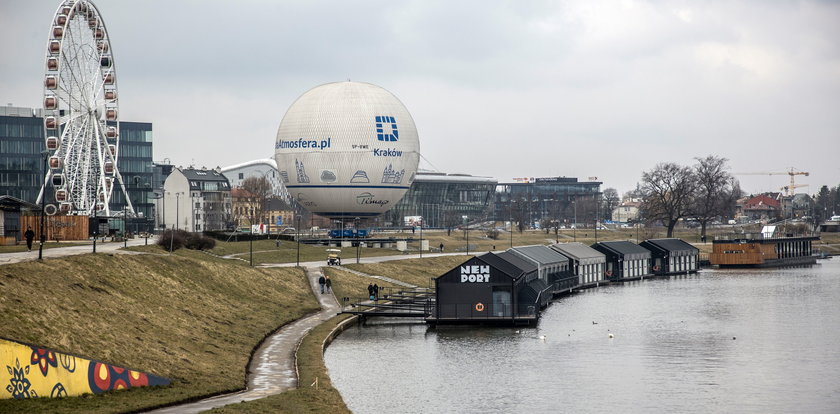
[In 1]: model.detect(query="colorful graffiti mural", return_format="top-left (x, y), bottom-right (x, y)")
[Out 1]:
top-left (1, 338), bottom-right (169, 399)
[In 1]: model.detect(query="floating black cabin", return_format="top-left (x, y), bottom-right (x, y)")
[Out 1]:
top-left (431, 252), bottom-right (549, 325)
top-left (591, 241), bottom-right (652, 280)
top-left (508, 245), bottom-right (576, 292)
top-left (638, 238), bottom-right (699, 275)
top-left (550, 242), bottom-right (607, 285)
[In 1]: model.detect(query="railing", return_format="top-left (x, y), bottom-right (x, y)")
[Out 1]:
top-left (342, 286), bottom-right (435, 317)
top-left (434, 303), bottom-right (537, 320)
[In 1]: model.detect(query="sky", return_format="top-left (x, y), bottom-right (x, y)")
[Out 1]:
top-left (2, 0), bottom-right (839, 197)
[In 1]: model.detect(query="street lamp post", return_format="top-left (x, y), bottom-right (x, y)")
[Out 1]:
top-left (166, 191), bottom-right (183, 253)
top-left (509, 201), bottom-right (513, 248)
top-left (296, 215), bottom-right (301, 267)
top-left (418, 218), bottom-right (423, 258)
top-left (595, 193), bottom-right (599, 242)
top-left (355, 217), bottom-right (361, 264)
top-left (175, 192), bottom-right (181, 232)
top-left (465, 220), bottom-right (470, 256)
top-left (573, 197), bottom-right (577, 242)
top-left (38, 151), bottom-right (47, 260)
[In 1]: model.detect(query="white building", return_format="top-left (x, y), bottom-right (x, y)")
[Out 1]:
top-left (220, 159), bottom-right (288, 200)
top-left (612, 200), bottom-right (641, 223)
top-left (162, 167), bottom-right (232, 232)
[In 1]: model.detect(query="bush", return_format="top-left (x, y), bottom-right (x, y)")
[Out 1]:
top-left (185, 233), bottom-right (216, 250)
top-left (157, 229), bottom-right (188, 251)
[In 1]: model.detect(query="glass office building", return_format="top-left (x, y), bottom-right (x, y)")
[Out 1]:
top-left (495, 177), bottom-right (602, 227)
top-left (0, 106), bottom-right (45, 203)
top-left (382, 171), bottom-right (497, 228)
top-left (0, 106), bottom-right (154, 231)
top-left (112, 121), bottom-right (154, 232)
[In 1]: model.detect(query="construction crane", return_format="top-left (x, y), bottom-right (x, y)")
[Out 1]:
top-left (781, 183), bottom-right (809, 195)
top-left (735, 167), bottom-right (810, 197)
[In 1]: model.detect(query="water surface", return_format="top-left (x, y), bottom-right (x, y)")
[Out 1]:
top-left (325, 259), bottom-right (840, 413)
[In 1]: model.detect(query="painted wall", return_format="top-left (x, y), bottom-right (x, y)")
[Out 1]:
top-left (1, 338), bottom-right (169, 399)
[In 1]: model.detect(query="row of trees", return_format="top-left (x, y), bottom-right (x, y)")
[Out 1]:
top-left (815, 185), bottom-right (840, 222)
top-left (638, 155), bottom-right (741, 238)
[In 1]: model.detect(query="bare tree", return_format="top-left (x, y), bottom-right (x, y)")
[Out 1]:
top-left (640, 162), bottom-right (697, 237)
top-left (443, 210), bottom-right (461, 236)
top-left (691, 155), bottom-right (734, 240)
top-left (602, 188), bottom-right (620, 222)
top-left (720, 177), bottom-right (743, 222)
top-left (240, 176), bottom-right (273, 228)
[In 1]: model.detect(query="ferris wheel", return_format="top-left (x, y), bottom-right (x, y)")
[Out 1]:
top-left (38, 0), bottom-right (133, 217)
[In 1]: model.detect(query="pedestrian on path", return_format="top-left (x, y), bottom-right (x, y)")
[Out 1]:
top-left (325, 275), bottom-right (332, 293)
top-left (318, 275), bottom-right (326, 294)
top-left (24, 226), bottom-right (35, 252)
top-left (439, 242), bottom-right (444, 252)
top-left (373, 283), bottom-right (379, 300)
top-left (368, 283), bottom-right (374, 300)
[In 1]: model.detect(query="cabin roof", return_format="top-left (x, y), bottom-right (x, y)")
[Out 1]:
top-left (509, 245), bottom-right (570, 266)
top-left (549, 242), bottom-right (606, 263)
top-left (640, 238), bottom-right (699, 254)
top-left (592, 240), bottom-right (651, 259)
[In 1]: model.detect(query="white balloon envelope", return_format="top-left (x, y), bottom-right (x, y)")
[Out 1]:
top-left (275, 81), bottom-right (420, 219)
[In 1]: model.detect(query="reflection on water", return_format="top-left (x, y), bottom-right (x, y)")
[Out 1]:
top-left (325, 259), bottom-right (840, 413)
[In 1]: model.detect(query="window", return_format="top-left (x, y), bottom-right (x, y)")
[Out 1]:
top-left (239, 173), bottom-right (244, 179)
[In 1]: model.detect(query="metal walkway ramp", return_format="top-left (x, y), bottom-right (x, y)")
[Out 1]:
top-left (341, 286), bottom-right (434, 318)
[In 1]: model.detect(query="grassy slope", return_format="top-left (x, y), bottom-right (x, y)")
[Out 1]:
top-left (0, 248), bottom-right (318, 413)
top-left (343, 255), bottom-right (472, 288)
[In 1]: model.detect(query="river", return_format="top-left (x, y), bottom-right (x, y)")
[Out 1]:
top-left (324, 258), bottom-right (840, 413)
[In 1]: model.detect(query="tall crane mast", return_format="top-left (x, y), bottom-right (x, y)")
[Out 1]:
top-left (735, 167), bottom-right (810, 197)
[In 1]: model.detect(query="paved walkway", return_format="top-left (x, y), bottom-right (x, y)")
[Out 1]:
top-left (0, 237), bottom-right (156, 265)
top-left (260, 251), bottom-right (474, 269)
top-left (332, 265), bottom-right (417, 287)
top-left (146, 265), bottom-right (341, 413)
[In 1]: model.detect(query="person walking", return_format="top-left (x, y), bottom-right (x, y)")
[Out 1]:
top-left (367, 283), bottom-right (374, 301)
top-left (325, 275), bottom-right (332, 293)
top-left (24, 226), bottom-right (35, 252)
top-left (318, 275), bottom-right (326, 294)
top-left (439, 242), bottom-right (444, 252)
top-left (373, 283), bottom-right (379, 300)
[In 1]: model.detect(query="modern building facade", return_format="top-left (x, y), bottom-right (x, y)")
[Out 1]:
top-left (381, 170), bottom-right (497, 228)
top-left (112, 121), bottom-right (154, 233)
top-left (0, 106), bottom-right (46, 204)
top-left (162, 167), bottom-right (232, 232)
top-left (0, 105), bottom-right (154, 232)
top-left (495, 176), bottom-right (602, 228)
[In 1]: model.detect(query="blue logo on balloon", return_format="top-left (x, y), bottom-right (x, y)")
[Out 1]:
top-left (375, 116), bottom-right (398, 141)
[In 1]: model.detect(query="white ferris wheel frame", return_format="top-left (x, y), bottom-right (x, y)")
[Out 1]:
top-left (38, 0), bottom-right (134, 217)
